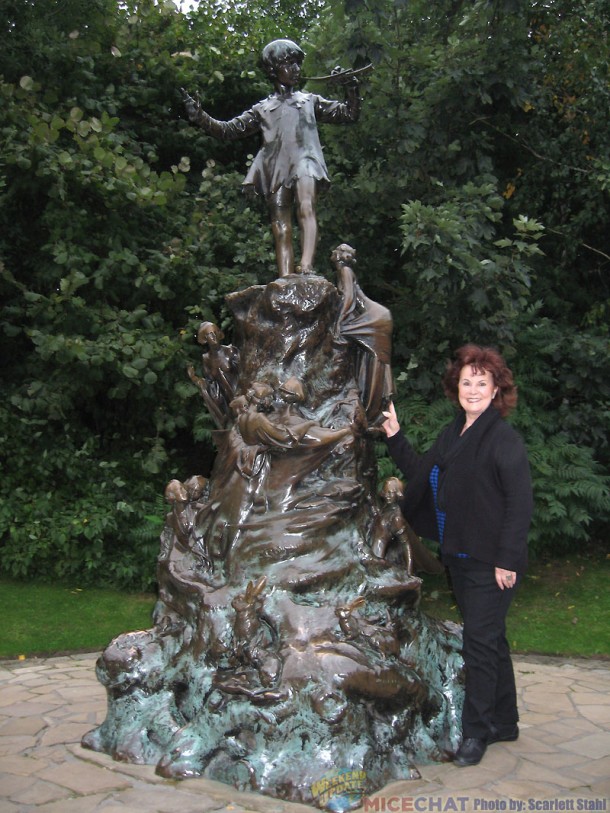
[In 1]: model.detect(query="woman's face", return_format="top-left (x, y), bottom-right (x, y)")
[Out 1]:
top-left (458, 365), bottom-right (497, 422)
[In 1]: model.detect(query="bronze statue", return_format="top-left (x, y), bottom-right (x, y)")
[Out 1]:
top-left (187, 321), bottom-right (239, 428)
top-left (84, 251), bottom-right (463, 807)
top-left (332, 243), bottom-right (395, 423)
top-left (183, 39), bottom-right (360, 278)
top-left (84, 41), bottom-right (464, 813)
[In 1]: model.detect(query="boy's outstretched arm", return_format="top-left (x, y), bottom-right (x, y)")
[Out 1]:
top-left (314, 72), bottom-right (361, 125)
top-left (180, 88), bottom-right (258, 141)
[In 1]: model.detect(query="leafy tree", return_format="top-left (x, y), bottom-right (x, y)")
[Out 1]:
top-left (311, 0), bottom-right (610, 553)
top-left (0, 0), bottom-right (318, 588)
top-left (0, 0), bottom-right (608, 589)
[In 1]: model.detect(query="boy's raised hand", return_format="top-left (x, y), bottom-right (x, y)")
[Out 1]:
top-left (181, 88), bottom-right (202, 122)
top-left (330, 66), bottom-right (359, 88)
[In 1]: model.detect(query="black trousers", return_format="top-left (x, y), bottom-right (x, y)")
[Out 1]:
top-left (446, 556), bottom-right (520, 739)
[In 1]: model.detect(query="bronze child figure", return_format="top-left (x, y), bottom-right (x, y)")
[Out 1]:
top-left (182, 39), bottom-right (360, 278)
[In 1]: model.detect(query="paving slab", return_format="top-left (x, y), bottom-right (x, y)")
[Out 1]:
top-left (0, 653), bottom-right (608, 813)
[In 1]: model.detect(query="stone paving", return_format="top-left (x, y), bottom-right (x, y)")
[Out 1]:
top-left (0, 653), bottom-right (608, 812)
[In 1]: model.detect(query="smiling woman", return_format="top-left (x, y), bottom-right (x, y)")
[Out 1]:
top-left (381, 343), bottom-right (533, 768)
top-left (457, 368), bottom-right (497, 429)
top-left (443, 344), bottom-right (518, 421)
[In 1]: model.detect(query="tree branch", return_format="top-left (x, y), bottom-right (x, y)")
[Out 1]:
top-left (471, 117), bottom-right (591, 176)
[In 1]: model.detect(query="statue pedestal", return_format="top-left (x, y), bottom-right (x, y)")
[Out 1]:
top-left (82, 272), bottom-right (463, 811)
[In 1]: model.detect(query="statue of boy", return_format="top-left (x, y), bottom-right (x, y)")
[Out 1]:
top-left (182, 39), bottom-right (360, 278)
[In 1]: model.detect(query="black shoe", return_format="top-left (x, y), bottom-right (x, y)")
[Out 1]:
top-left (488, 724), bottom-right (519, 744)
top-left (453, 737), bottom-right (487, 766)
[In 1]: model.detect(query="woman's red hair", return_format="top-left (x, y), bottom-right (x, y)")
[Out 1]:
top-left (442, 344), bottom-right (518, 417)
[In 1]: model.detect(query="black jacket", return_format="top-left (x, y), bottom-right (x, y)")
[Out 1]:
top-left (386, 405), bottom-right (533, 573)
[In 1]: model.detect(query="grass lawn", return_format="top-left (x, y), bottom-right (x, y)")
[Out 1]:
top-left (420, 551), bottom-right (610, 658)
top-left (0, 552), bottom-right (608, 660)
top-left (0, 582), bottom-right (156, 659)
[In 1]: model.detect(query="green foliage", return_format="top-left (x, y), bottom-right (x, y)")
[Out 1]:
top-left (397, 188), bottom-right (542, 363)
top-left (312, 0), bottom-right (610, 553)
top-left (0, 0), bottom-right (264, 589)
top-left (0, 403), bottom-right (164, 590)
top-left (0, 0), bottom-right (608, 588)
top-left (526, 436), bottom-right (609, 554)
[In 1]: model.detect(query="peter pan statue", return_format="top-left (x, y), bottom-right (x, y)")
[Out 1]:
top-left (182, 39), bottom-right (361, 278)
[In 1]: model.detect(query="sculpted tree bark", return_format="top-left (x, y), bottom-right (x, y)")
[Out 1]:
top-left (83, 261), bottom-right (464, 809)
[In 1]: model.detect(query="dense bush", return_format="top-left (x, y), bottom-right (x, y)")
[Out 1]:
top-left (1, 0), bottom-right (608, 588)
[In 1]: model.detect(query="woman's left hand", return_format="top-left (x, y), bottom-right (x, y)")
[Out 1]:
top-left (495, 567), bottom-right (517, 590)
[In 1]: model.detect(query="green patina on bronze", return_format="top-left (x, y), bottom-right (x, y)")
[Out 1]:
top-left (83, 265), bottom-right (463, 810)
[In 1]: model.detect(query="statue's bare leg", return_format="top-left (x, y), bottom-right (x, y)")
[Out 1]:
top-left (269, 189), bottom-right (294, 278)
top-left (295, 177), bottom-right (317, 274)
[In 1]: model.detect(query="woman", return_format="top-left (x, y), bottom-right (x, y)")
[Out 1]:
top-left (382, 344), bottom-right (533, 767)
